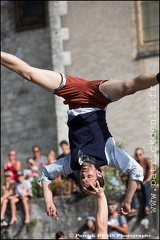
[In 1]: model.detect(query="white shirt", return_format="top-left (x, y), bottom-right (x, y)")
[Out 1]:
top-left (40, 108), bottom-right (143, 183)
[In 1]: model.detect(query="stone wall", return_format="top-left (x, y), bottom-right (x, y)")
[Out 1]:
top-left (1, 187), bottom-right (159, 239)
top-left (1, 1), bottom-right (159, 168)
top-left (61, 0), bottom-right (159, 158)
top-left (1, 1), bottom-right (59, 167)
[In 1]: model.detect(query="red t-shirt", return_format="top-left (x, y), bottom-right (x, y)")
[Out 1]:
top-left (54, 75), bottom-right (111, 109)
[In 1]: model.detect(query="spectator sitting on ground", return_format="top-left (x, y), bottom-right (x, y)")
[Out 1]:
top-left (57, 141), bottom-right (77, 195)
top-left (32, 145), bottom-right (48, 169)
top-left (57, 140), bottom-right (70, 159)
top-left (23, 157), bottom-right (39, 182)
top-left (3, 150), bottom-right (21, 181)
top-left (1, 171), bottom-right (16, 227)
top-left (108, 200), bottom-right (128, 239)
top-left (46, 150), bottom-right (61, 183)
top-left (81, 216), bottom-right (96, 239)
top-left (9, 171), bottom-right (32, 225)
top-left (129, 148), bottom-right (153, 216)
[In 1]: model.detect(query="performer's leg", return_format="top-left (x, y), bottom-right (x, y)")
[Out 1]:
top-left (100, 73), bottom-right (159, 101)
top-left (1, 52), bottom-right (61, 92)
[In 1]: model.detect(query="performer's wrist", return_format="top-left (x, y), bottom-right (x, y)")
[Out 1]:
top-left (97, 188), bottom-right (105, 198)
top-left (123, 198), bottom-right (131, 204)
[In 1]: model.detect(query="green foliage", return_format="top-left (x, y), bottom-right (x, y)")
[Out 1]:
top-left (156, 166), bottom-right (159, 185)
top-left (103, 167), bottom-right (129, 191)
top-left (0, 174), bottom-right (5, 196)
top-left (31, 177), bottom-right (43, 198)
top-left (31, 177), bottom-right (65, 197)
top-left (51, 181), bottom-right (65, 196)
top-left (103, 141), bottom-right (128, 191)
top-left (26, 218), bottom-right (37, 233)
top-left (152, 165), bottom-right (159, 186)
top-left (103, 167), bottom-right (118, 191)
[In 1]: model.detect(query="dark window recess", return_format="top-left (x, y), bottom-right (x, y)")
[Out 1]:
top-left (14, 1), bottom-right (46, 32)
top-left (141, 1), bottom-right (159, 43)
top-left (135, 1), bottom-right (159, 59)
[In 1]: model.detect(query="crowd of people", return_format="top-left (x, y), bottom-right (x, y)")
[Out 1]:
top-left (1, 142), bottom-right (153, 239)
top-left (1, 140), bottom-right (78, 227)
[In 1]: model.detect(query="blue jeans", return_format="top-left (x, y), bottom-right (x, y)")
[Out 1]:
top-left (131, 182), bottom-right (150, 209)
top-left (141, 182), bottom-right (150, 207)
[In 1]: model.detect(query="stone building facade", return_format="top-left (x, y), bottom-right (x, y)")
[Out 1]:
top-left (1, 1), bottom-right (159, 167)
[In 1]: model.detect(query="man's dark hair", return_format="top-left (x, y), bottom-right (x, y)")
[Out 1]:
top-left (59, 140), bottom-right (69, 146)
top-left (32, 145), bottom-right (41, 152)
top-left (55, 231), bottom-right (64, 239)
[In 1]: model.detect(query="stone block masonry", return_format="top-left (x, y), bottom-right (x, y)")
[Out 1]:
top-left (1, 188), bottom-right (159, 239)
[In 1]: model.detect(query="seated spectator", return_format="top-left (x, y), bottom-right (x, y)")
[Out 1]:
top-left (108, 200), bottom-right (128, 239)
top-left (32, 145), bottom-right (48, 170)
top-left (9, 171), bottom-right (32, 225)
top-left (3, 150), bottom-right (21, 181)
top-left (46, 150), bottom-right (61, 183)
top-left (57, 140), bottom-right (70, 159)
top-left (81, 216), bottom-right (96, 239)
top-left (23, 157), bottom-right (39, 182)
top-left (58, 140), bottom-right (77, 194)
top-left (129, 148), bottom-right (152, 216)
top-left (55, 231), bottom-right (65, 239)
top-left (1, 171), bottom-right (16, 227)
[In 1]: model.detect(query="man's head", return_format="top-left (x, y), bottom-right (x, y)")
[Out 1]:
top-left (108, 200), bottom-right (118, 214)
top-left (8, 150), bottom-right (17, 161)
top-left (59, 140), bottom-right (70, 155)
top-left (135, 148), bottom-right (145, 161)
top-left (79, 162), bottom-right (104, 192)
top-left (4, 171), bottom-right (13, 181)
top-left (86, 216), bottom-right (96, 230)
top-left (32, 145), bottom-right (42, 158)
top-left (17, 171), bottom-right (25, 182)
top-left (55, 231), bottom-right (65, 240)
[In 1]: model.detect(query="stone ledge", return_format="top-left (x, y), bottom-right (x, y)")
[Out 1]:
top-left (1, 188), bottom-right (159, 239)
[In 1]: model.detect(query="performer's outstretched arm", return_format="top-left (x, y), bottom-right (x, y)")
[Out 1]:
top-left (118, 179), bottom-right (139, 215)
top-left (101, 73), bottom-right (159, 101)
top-left (41, 181), bottom-right (59, 220)
top-left (83, 181), bottom-right (108, 239)
top-left (1, 51), bottom-right (61, 91)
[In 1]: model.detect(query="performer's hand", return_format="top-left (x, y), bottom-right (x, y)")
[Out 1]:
top-left (46, 202), bottom-right (59, 220)
top-left (118, 201), bottom-right (131, 215)
top-left (83, 180), bottom-right (104, 197)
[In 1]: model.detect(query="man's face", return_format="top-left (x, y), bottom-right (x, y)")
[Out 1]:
top-left (17, 175), bottom-right (25, 182)
top-left (86, 219), bottom-right (95, 229)
top-left (33, 147), bottom-right (41, 157)
top-left (61, 143), bottom-right (70, 154)
top-left (108, 204), bottom-right (117, 214)
top-left (79, 162), bottom-right (102, 190)
top-left (135, 149), bottom-right (144, 161)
